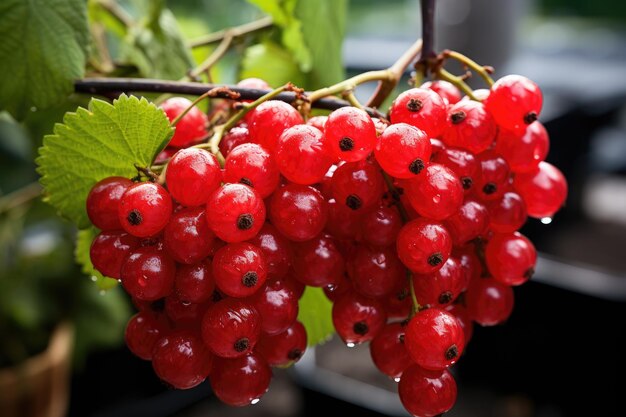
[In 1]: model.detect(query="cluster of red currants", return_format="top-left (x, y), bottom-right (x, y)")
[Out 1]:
top-left (86, 75), bottom-right (566, 416)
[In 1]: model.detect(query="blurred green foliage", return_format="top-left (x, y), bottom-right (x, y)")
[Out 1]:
top-left (541, 0), bottom-right (626, 21)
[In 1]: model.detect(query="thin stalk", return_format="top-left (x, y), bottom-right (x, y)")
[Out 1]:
top-left (188, 16), bottom-right (273, 48)
top-left (444, 50), bottom-right (495, 86)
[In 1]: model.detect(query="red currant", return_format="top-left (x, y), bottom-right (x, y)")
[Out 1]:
top-left (443, 199), bottom-right (490, 245)
top-left (121, 246), bottom-right (176, 301)
top-left (488, 191), bottom-right (527, 233)
top-left (465, 277), bottom-right (514, 326)
top-left (219, 125), bottom-right (253, 157)
top-left (201, 298), bottom-right (261, 357)
top-left (375, 123), bottom-right (431, 179)
top-left (161, 97), bottom-right (208, 148)
top-left (256, 321), bottom-right (307, 367)
top-left (206, 183), bottom-right (266, 242)
top-left (125, 311), bottom-right (169, 360)
top-left (152, 330), bottom-right (213, 389)
top-left (212, 242), bottom-right (267, 298)
top-left (432, 147), bottom-right (480, 193)
top-left (420, 80), bottom-right (462, 105)
top-left (397, 218), bottom-right (452, 274)
top-left (332, 292), bottom-right (386, 345)
top-left (495, 122), bottom-right (549, 173)
top-left (276, 124), bottom-right (333, 184)
top-left (349, 245), bottom-right (404, 298)
top-left (292, 234), bottom-right (345, 287)
top-left (398, 365), bottom-right (457, 417)
top-left (412, 256), bottom-right (465, 307)
top-left (513, 161), bottom-right (567, 219)
top-left (476, 150), bottom-right (511, 201)
top-left (210, 353), bottom-right (271, 406)
top-left (118, 182), bottom-right (173, 237)
top-left (486, 232), bottom-right (536, 286)
top-left (441, 100), bottom-right (497, 154)
top-left (389, 88), bottom-right (448, 137)
top-left (369, 322), bottom-right (411, 379)
top-left (361, 204), bottom-right (402, 247)
top-left (331, 160), bottom-right (384, 212)
top-left (485, 74), bottom-right (542, 133)
top-left (248, 278), bottom-right (298, 335)
top-left (324, 106), bottom-right (377, 162)
top-left (405, 163), bottom-right (464, 220)
top-left (163, 206), bottom-right (214, 264)
top-left (223, 143), bottom-right (280, 198)
top-left (175, 259), bottom-right (215, 304)
top-left (246, 223), bottom-right (292, 279)
top-left (268, 184), bottom-right (328, 242)
top-left (90, 230), bottom-right (139, 279)
top-left (86, 176), bottom-right (133, 230)
top-left (247, 100), bottom-right (303, 152)
top-left (166, 148), bottom-right (221, 207)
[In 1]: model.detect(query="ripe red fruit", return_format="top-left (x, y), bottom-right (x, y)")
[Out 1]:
top-left (396, 218), bottom-right (452, 274)
top-left (152, 330), bottom-right (213, 389)
top-left (432, 147), bottom-right (480, 193)
top-left (486, 232), bottom-right (536, 286)
top-left (485, 74), bottom-right (543, 133)
top-left (447, 304), bottom-right (474, 347)
top-left (369, 322), bottom-right (411, 379)
top-left (444, 199), bottom-right (490, 245)
top-left (125, 311), bottom-right (169, 360)
top-left (465, 277), bottom-right (515, 326)
top-left (247, 100), bottom-right (303, 152)
top-left (476, 151), bottom-right (511, 201)
top-left (161, 97), bottom-right (208, 148)
top-left (212, 242), bottom-right (267, 298)
top-left (488, 191), bottom-right (527, 233)
top-left (247, 223), bottom-right (292, 279)
top-left (349, 245), bottom-right (404, 298)
top-left (332, 292), bottom-right (387, 345)
top-left (268, 184), bottom-right (328, 242)
top-left (292, 234), bottom-right (345, 287)
top-left (404, 308), bottom-right (465, 370)
top-left (201, 298), bottom-right (261, 357)
top-left (163, 207), bottom-right (214, 264)
top-left (495, 122), bottom-right (549, 173)
top-left (326, 198), bottom-right (362, 239)
top-left (175, 259), bottom-right (215, 304)
top-left (223, 143), bottom-right (280, 198)
top-left (248, 278), bottom-right (298, 335)
top-left (276, 124), bottom-right (333, 184)
top-left (382, 283), bottom-right (413, 320)
top-left (166, 148), bottom-right (221, 207)
top-left (90, 230), bottom-right (139, 279)
top-left (420, 80), bottom-right (462, 105)
top-left (441, 100), bottom-right (497, 154)
top-left (324, 106), bottom-right (377, 162)
top-left (374, 123), bottom-right (431, 179)
top-left (219, 126), bottom-right (252, 157)
top-left (398, 365), bottom-right (457, 417)
top-left (513, 161), bottom-right (567, 219)
top-left (361, 204), bottom-right (402, 247)
top-left (118, 182), bottom-right (173, 237)
top-left (256, 321), bottom-right (307, 367)
top-left (389, 88), bottom-right (448, 138)
top-left (210, 353), bottom-right (272, 406)
top-left (306, 115), bottom-right (327, 132)
top-left (121, 246), bottom-right (176, 301)
top-left (331, 160), bottom-right (384, 212)
top-left (86, 176), bottom-right (133, 230)
top-left (405, 163), bottom-right (464, 220)
top-left (206, 183), bottom-right (266, 242)
top-left (412, 257), bottom-right (466, 307)
top-left (164, 295), bottom-right (210, 328)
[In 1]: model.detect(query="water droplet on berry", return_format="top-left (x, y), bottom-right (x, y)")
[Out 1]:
top-left (541, 217), bottom-right (552, 224)
top-left (346, 342), bottom-right (356, 348)
top-left (251, 398), bottom-right (260, 405)
top-left (394, 377), bottom-right (401, 383)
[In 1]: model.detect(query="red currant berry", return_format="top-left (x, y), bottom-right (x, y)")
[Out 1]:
top-left (399, 365), bottom-right (457, 417)
top-left (223, 143), bottom-right (280, 198)
top-left (331, 160), bottom-right (384, 212)
top-left (453, 245), bottom-right (481, 290)
top-left (248, 100), bottom-right (303, 152)
top-left (432, 147), bottom-right (480, 193)
top-left (465, 277), bottom-right (514, 326)
top-left (389, 88), bottom-right (447, 138)
top-left (201, 298), bottom-right (261, 357)
top-left (420, 80), bottom-right (462, 105)
top-left (164, 295), bottom-right (210, 328)
top-left (412, 257), bottom-right (466, 308)
top-left (476, 150), bottom-right (511, 201)
top-left (324, 106), bottom-right (377, 162)
top-left (161, 98), bottom-right (208, 148)
top-left (118, 182), bottom-right (173, 237)
top-left (152, 330), bottom-right (213, 389)
top-left (237, 77), bottom-right (271, 90)
top-left (486, 232), bottom-right (536, 286)
top-left (121, 246), bottom-right (176, 300)
top-left (369, 322), bottom-right (411, 379)
top-left (375, 123), bottom-right (431, 179)
top-left (485, 74), bottom-right (543, 133)
top-left (443, 199), bottom-right (490, 245)
top-left (248, 278), bottom-right (298, 335)
top-left (332, 292), bottom-right (386, 345)
top-left (441, 100), bottom-right (497, 154)
top-left (349, 245), bottom-right (404, 298)
top-left (292, 234), bottom-right (345, 287)
top-left (268, 184), bottom-right (328, 242)
top-left (90, 230), bottom-right (139, 279)
top-left (322, 271), bottom-right (352, 302)
top-left (247, 223), bottom-right (292, 279)
top-left (256, 321), bottom-right (307, 367)
top-left (276, 124), bottom-right (333, 184)
top-left (212, 242), bottom-right (267, 298)
top-left (446, 304), bottom-right (474, 347)
top-left (163, 206), bottom-right (214, 264)
top-left (405, 163), bottom-right (464, 220)
top-left (306, 115), bottom-right (327, 132)
top-left (166, 148), bottom-right (221, 207)
top-left (488, 191), bottom-right (527, 233)
top-left (496, 122), bottom-right (549, 173)
top-left (219, 126), bottom-right (253, 157)
top-left (86, 177), bottom-right (133, 230)
top-left (175, 259), bottom-right (215, 304)
top-left (404, 308), bottom-right (464, 370)
top-left (397, 218), bottom-right (452, 274)
top-left (382, 283), bottom-right (413, 320)
top-left (513, 161), bottom-right (567, 219)
top-left (125, 311), bottom-right (169, 360)
top-left (325, 198), bottom-right (362, 239)
top-left (361, 204), bottom-right (402, 247)
top-left (210, 353), bottom-right (271, 406)
top-left (206, 183), bottom-right (266, 242)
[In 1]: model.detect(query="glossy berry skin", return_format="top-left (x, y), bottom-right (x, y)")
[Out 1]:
top-left (86, 177), bottom-right (133, 230)
top-left (121, 246), bottom-right (176, 301)
top-left (476, 151), bottom-right (511, 201)
top-left (175, 259), bottom-right (215, 304)
top-left (404, 308), bottom-right (465, 371)
top-left (206, 183), bottom-right (266, 242)
top-left (306, 115), bottom-right (327, 132)
top-left (361, 205), bottom-right (402, 247)
top-left (486, 232), bottom-right (536, 286)
top-left (237, 77), bottom-right (271, 90)
top-left (223, 143), bottom-right (279, 198)
top-left (406, 163), bottom-right (464, 220)
top-left (444, 199), bottom-right (490, 245)
top-left (324, 106), bottom-right (377, 162)
top-left (325, 198), bottom-right (362, 239)
top-left (485, 74), bottom-right (543, 133)
top-left (412, 257), bottom-right (466, 307)
top-left (161, 97), bottom-right (208, 148)
top-left (496, 122), bottom-right (549, 173)
top-left (397, 218), bottom-right (452, 274)
top-left (152, 330), bottom-right (213, 389)
top-left (118, 182), bottom-right (173, 238)
top-left (331, 160), bottom-right (384, 212)
top-left (248, 278), bottom-right (298, 335)
top-left (219, 126), bottom-right (252, 157)
top-left (163, 207), bottom-right (214, 264)
top-left (369, 322), bottom-right (411, 379)
top-left (292, 234), bottom-right (344, 287)
top-left (389, 88), bottom-right (448, 138)
top-left (420, 80), bottom-right (462, 105)
top-left (210, 353), bottom-right (272, 406)
top-left (488, 191), bottom-right (527, 233)
top-left (399, 366), bottom-right (457, 417)
top-left (332, 292), bottom-right (386, 345)
top-left (248, 100), bottom-right (303, 152)
top-left (276, 124), bottom-right (333, 184)
top-left (374, 123), bottom-right (431, 179)
top-left (125, 311), bottom-right (169, 360)
top-left (432, 147), bottom-right (480, 193)
top-left (349, 245), bottom-right (404, 298)
top-left (513, 161), bottom-right (567, 218)
top-left (90, 230), bottom-right (139, 279)
top-left (256, 321), bottom-right (307, 367)
top-left (212, 242), bottom-right (267, 298)
top-left (441, 100), bottom-right (497, 154)
top-left (447, 304), bottom-right (474, 347)
top-left (164, 295), bottom-right (210, 328)
top-left (268, 184), bottom-right (328, 242)
top-left (166, 148), bottom-right (221, 207)
top-left (322, 269), bottom-right (352, 302)
top-left (382, 283), bottom-right (413, 320)
top-left (247, 223), bottom-right (292, 279)
top-left (201, 298), bottom-right (261, 358)
top-left (465, 277), bottom-right (514, 326)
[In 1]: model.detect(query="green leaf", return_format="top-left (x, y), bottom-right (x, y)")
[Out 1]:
top-left (297, 287), bottom-right (334, 346)
top-left (75, 227), bottom-right (118, 290)
top-left (240, 41), bottom-right (306, 88)
top-left (295, 0), bottom-right (347, 88)
top-left (0, 0), bottom-right (89, 119)
top-left (121, 9), bottom-right (194, 79)
top-left (37, 94), bottom-right (173, 228)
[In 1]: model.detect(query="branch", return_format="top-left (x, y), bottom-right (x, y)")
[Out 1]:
top-left (74, 78), bottom-right (382, 116)
top-left (188, 16), bottom-right (273, 48)
top-left (0, 183), bottom-right (42, 214)
top-left (416, 0), bottom-right (436, 76)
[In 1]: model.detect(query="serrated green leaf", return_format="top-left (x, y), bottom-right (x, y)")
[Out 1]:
top-left (0, 0), bottom-right (89, 119)
top-left (295, 0), bottom-right (347, 88)
top-left (240, 42), bottom-right (306, 88)
top-left (75, 227), bottom-right (118, 290)
top-left (297, 287), bottom-right (334, 346)
top-left (37, 94), bottom-right (173, 228)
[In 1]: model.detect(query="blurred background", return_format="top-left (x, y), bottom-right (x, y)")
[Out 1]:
top-left (1, 0), bottom-right (625, 416)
